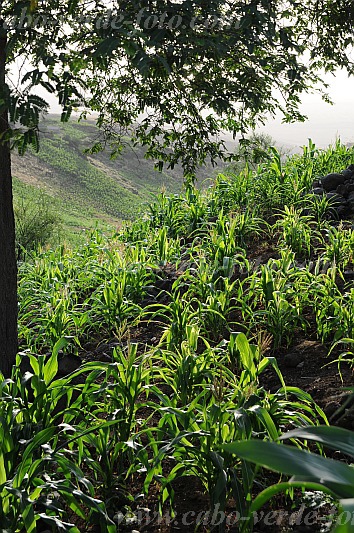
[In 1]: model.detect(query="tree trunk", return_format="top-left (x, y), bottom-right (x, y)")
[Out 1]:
top-left (0, 25), bottom-right (18, 377)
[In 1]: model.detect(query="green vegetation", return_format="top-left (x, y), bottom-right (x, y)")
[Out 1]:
top-left (224, 426), bottom-right (354, 533)
top-left (11, 115), bottom-right (219, 245)
top-left (4, 140), bottom-right (354, 531)
top-left (14, 192), bottom-right (60, 259)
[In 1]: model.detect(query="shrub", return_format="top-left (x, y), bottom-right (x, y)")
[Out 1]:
top-left (14, 194), bottom-right (60, 259)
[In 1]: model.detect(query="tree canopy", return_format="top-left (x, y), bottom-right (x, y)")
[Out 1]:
top-left (2, 1), bottom-right (354, 175)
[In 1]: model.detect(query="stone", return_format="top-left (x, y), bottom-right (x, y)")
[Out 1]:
top-left (283, 351), bottom-right (305, 367)
top-left (346, 183), bottom-right (354, 194)
top-left (325, 192), bottom-right (347, 206)
top-left (321, 172), bottom-right (346, 191)
top-left (342, 166), bottom-right (354, 179)
top-left (312, 187), bottom-right (324, 195)
top-left (344, 270), bottom-right (354, 281)
top-left (311, 166), bottom-right (354, 219)
top-left (324, 401), bottom-right (341, 419)
top-left (97, 352), bottom-right (111, 362)
top-left (336, 183), bottom-right (348, 196)
top-left (335, 205), bottom-right (348, 217)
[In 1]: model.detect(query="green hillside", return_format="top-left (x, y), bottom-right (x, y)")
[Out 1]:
top-left (12, 114), bottom-right (218, 243)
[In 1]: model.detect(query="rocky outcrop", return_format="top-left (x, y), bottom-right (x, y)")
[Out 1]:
top-left (311, 164), bottom-right (354, 218)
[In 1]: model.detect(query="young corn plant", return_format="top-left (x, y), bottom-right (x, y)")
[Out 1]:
top-left (143, 334), bottom-right (324, 532)
top-left (257, 291), bottom-right (303, 349)
top-left (90, 271), bottom-right (141, 335)
top-left (148, 191), bottom-right (186, 237)
top-left (321, 224), bottom-right (354, 269)
top-left (0, 346), bottom-right (115, 532)
top-left (275, 205), bottom-right (314, 258)
top-left (185, 185), bottom-right (208, 234)
top-left (305, 193), bottom-right (338, 223)
top-left (197, 286), bottom-right (237, 342)
top-left (310, 270), bottom-right (343, 342)
top-left (71, 344), bottom-right (154, 512)
top-left (208, 168), bottom-right (253, 215)
top-left (208, 210), bottom-right (264, 265)
top-left (253, 258), bottom-right (307, 347)
top-left (223, 425), bottom-right (354, 533)
top-left (330, 288), bottom-right (354, 342)
top-left (154, 325), bottom-right (215, 405)
top-left (147, 291), bottom-right (200, 352)
top-left (152, 226), bottom-right (181, 264)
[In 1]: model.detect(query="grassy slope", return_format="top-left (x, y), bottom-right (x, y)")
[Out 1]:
top-left (11, 114), bottom-right (218, 243)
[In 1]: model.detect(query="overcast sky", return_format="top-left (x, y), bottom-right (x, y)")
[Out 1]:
top-left (259, 69), bottom-right (354, 149)
top-left (42, 68), bottom-right (354, 150)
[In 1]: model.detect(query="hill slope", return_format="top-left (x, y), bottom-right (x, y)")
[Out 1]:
top-left (12, 115), bottom-right (219, 240)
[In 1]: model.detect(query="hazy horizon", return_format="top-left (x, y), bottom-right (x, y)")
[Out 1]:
top-left (40, 68), bottom-right (354, 151)
top-left (259, 69), bottom-right (354, 149)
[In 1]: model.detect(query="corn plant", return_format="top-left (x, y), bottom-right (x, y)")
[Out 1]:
top-left (310, 271), bottom-right (343, 342)
top-left (197, 288), bottom-right (237, 341)
top-left (68, 344), bottom-right (154, 511)
top-left (226, 332), bottom-right (284, 387)
top-left (146, 290), bottom-right (200, 352)
top-left (223, 425), bottom-right (354, 533)
top-left (0, 346), bottom-right (115, 532)
top-left (327, 288), bottom-right (354, 342)
top-left (275, 205), bottom-right (314, 258)
top-left (154, 325), bottom-right (215, 405)
top-left (305, 193), bottom-right (338, 223)
top-left (147, 191), bottom-right (186, 237)
top-left (90, 271), bottom-right (141, 334)
top-left (208, 168), bottom-right (254, 214)
top-left (151, 226), bottom-right (181, 264)
top-left (184, 185), bottom-right (208, 234)
top-left (253, 258), bottom-right (308, 347)
top-left (321, 224), bottom-right (354, 269)
top-left (142, 334), bottom-right (324, 532)
top-left (208, 211), bottom-right (264, 265)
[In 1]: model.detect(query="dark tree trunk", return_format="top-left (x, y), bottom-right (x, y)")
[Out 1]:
top-left (0, 26), bottom-right (18, 377)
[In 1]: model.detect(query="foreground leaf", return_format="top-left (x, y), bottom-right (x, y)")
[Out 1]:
top-left (222, 440), bottom-right (354, 498)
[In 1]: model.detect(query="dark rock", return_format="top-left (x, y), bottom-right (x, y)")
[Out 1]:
top-left (344, 270), bottom-right (354, 281)
top-left (346, 183), bottom-right (354, 194)
top-left (325, 401), bottom-right (341, 418)
top-left (336, 205), bottom-right (348, 217)
top-left (342, 166), bottom-right (354, 179)
top-left (83, 341), bottom-right (97, 352)
top-left (336, 183), bottom-right (348, 196)
top-left (97, 352), bottom-right (112, 362)
top-left (58, 353), bottom-right (82, 376)
top-left (312, 187), bottom-right (324, 195)
top-left (96, 342), bottom-right (113, 353)
top-left (347, 201), bottom-right (354, 213)
top-left (325, 192), bottom-right (347, 205)
top-left (321, 172), bottom-right (346, 191)
top-left (283, 351), bottom-right (305, 368)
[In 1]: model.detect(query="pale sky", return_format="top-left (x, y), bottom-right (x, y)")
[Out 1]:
top-left (260, 70), bottom-right (354, 148)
